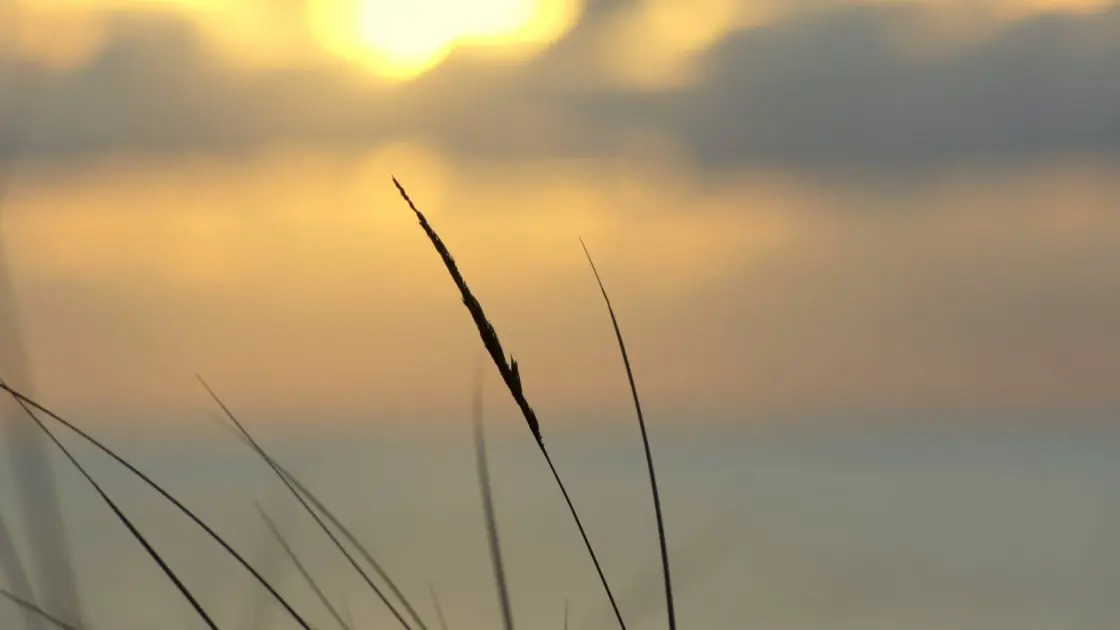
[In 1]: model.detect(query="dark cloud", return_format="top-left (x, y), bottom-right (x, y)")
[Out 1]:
top-left (2, 4), bottom-right (1119, 172)
top-left (654, 5), bottom-right (1120, 171)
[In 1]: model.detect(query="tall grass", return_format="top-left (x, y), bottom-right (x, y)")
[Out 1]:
top-left (0, 180), bottom-right (676, 630)
top-left (473, 372), bottom-right (514, 630)
top-left (0, 382), bottom-right (314, 630)
top-left (256, 504), bottom-right (352, 630)
top-left (199, 376), bottom-right (426, 630)
top-left (392, 176), bottom-right (629, 629)
top-left (0, 588), bottom-right (77, 630)
top-left (426, 582), bottom-right (448, 630)
top-left (580, 239), bottom-right (676, 630)
top-left (1, 382), bottom-right (221, 629)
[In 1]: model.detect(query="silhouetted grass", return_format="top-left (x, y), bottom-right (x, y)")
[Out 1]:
top-left (580, 239), bottom-right (676, 630)
top-left (393, 176), bottom-right (628, 630)
top-left (256, 504), bottom-right (353, 630)
top-left (426, 581), bottom-right (449, 630)
top-left (473, 369), bottom-right (515, 630)
top-left (0, 382), bottom-right (220, 630)
top-left (0, 181), bottom-right (680, 630)
top-left (198, 376), bottom-right (426, 630)
top-left (240, 497), bottom-right (295, 630)
top-left (0, 589), bottom-right (78, 630)
top-left (0, 382), bottom-right (314, 630)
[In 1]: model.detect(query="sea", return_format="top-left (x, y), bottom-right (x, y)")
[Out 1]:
top-left (1, 415), bottom-right (1117, 630)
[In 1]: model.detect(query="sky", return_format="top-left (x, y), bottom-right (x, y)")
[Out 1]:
top-left (1, 0), bottom-right (1119, 422)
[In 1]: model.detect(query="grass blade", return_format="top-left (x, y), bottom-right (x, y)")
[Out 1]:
top-left (240, 495), bottom-right (294, 630)
top-left (0, 383), bottom-right (313, 630)
top-left (1, 387), bottom-right (219, 630)
top-left (393, 177), bottom-right (626, 630)
top-left (391, 178), bottom-right (539, 443)
top-left (472, 381), bottom-right (514, 630)
top-left (425, 581), bottom-right (448, 630)
top-left (0, 589), bottom-right (79, 630)
top-left (585, 510), bottom-right (742, 630)
top-left (196, 376), bottom-right (420, 630)
top-left (256, 504), bottom-right (352, 630)
top-left (219, 415), bottom-right (427, 630)
top-left (579, 239), bottom-right (676, 630)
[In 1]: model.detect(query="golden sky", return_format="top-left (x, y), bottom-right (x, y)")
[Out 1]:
top-left (1, 0), bottom-right (1119, 422)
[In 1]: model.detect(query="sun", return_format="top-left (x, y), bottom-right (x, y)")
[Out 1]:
top-left (308, 0), bottom-right (581, 80)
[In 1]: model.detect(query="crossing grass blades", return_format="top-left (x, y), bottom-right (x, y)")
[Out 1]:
top-left (0, 180), bottom-right (676, 630)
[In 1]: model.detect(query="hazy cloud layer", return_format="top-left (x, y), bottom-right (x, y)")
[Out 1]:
top-left (1, 3), bottom-right (1118, 172)
top-left (1, 154), bottom-right (1117, 416)
top-left (1, 2), bottom-right (1119, 417)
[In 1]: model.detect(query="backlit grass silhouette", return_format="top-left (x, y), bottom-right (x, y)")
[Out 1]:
top-left (0, 180), bottom-right (675, 630)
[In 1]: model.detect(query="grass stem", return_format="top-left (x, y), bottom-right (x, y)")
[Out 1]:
top-left (579, 239), bottom-right (676, 630)
top-left (393, 177), bottom-right (626, 630)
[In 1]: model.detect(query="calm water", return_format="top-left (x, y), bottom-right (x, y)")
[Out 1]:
top-left (1, 417), bottom-right (1118, 630)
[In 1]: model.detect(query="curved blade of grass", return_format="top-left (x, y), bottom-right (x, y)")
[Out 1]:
top-left (206, 385), bottom-right (430, 630)
top-left (215, 409), bottom-right (427, 630)
top-left (0, 383), bottom-right (314, 630)
top-left (585, 510), bottom-right (743, 630)
top-left (563, 599), bottom-right (569, 630)
top-left (196, 376), bottom-right (420, 630)
top-left (240, 494), bottom-right (294, 630)
top-left (0, 511), bottom-right (44, 630)
top-left (256, 504), bottom-right (352, 630)
top-left (392, 177), bottom-right (626, 630)
top-left (0, 589), bottom-right (79, 630)
top-left (1, 387), bottom-right (219, 630)
top-left (579, 239), bottom-right (675, 630)
top-left (283, 470), bottom-right (428, 630)
top-left (280, 471), bottom-right (427, 630)
top-left (425, 581), bottom-right (447, 630)
top-left (472, 381), bottom-right (514, 630)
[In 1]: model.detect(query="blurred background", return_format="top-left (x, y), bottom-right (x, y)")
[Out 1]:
top-left (1, 0), bottom-right (1119, 628)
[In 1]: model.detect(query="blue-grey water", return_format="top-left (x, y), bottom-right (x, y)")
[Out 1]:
top-left (1, 417), bottom-right (1118, 630)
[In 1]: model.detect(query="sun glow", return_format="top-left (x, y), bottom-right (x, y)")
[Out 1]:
top-left (308, 0), bottom-right (581, 80)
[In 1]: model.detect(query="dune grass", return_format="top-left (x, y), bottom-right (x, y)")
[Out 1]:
top-left (1, 382), bottom-right (221, 629)
top-left (0, 588), bottom-right (77, 630)
top-left (0, 382), bottom-right (314, 630)
top-left (199, 376), bottom-right (426, 630)
top-left (579, 240), bottom-right (676, 630)
top-left (0, 179), bottom-right (674, 630)
top-left (473, 370), bottom-right (514, 630)
top-left (426, 582), bottom-right (448, 630)
top-left (392, 176), bottom-right (632, 630)
top-left (255, 504), bottom-right (352, 630)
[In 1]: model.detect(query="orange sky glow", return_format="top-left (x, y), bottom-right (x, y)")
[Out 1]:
top-left (2, 0), bottom-right (1119, 423)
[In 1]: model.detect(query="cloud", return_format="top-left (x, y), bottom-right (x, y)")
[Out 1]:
top-left (1, 2), bottom-right (1118, 173)
top-left (2, 1), bottom-right (1119, 418)
top-left (660, 3), bottom-right (1120, 171)
top-left (3, 151), bottom-right (1119, 415)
